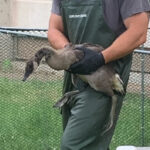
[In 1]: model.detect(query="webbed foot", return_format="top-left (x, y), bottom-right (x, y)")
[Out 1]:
top-left (53, 90), bottom-right (80, 108)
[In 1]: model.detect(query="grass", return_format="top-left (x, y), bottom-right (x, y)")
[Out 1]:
top-left (1, 59), bottom-right (13, 72)
top-left (0, 78), bottom-right (63, 150)
top-left (111, 93), bottom-right (150, 149)
top-left (0, 77), bottom-right (150, 150)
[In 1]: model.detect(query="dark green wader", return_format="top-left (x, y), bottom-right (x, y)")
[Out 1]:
top-left (60, 0), bottom-right (133, 150)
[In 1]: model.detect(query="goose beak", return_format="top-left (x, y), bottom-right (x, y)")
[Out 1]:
top-left (22, 73), bottom-right (30, 82)
top-left (22, 77), bottom-right (26, 82)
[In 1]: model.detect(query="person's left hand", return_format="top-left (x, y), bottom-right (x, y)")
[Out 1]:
top-left (67, 46), bottom-right (105, 75)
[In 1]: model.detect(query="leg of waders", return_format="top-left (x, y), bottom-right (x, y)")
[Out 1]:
top-left (61, 86), bottom-right (124, 150)
top-left (61, 104), bottom-right (71, 131)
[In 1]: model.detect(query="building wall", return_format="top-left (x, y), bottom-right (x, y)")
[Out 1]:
top-left (0, 0), bottom-right (149, 29)
top-left (0, 0), bottom-right (13, 27)
top-left (0, 0), bottom-right (52, 29)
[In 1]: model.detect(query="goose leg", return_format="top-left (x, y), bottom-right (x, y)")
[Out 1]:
top-left (102, 95), bottom-right (117, 135)
top-left (53, 90), bottom-right (80, 108)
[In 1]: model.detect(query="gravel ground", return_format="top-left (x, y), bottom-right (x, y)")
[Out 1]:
top-left (0, 61), bottom-right (64, 81)
top-left (0, 60), bottom-right (150, 97)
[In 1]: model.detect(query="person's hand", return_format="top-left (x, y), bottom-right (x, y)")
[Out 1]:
top-left (67, 46), bottom-right (105, 75)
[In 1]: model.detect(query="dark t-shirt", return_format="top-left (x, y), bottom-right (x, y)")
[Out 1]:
top-left (51, 0), bottom-right (150, 35)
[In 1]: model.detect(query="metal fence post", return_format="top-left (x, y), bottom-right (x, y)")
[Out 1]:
top-left (140, 45), bottom-right (145, 146)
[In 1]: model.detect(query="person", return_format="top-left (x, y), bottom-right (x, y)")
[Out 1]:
top-left (48, 0), bottom-right (150, 149)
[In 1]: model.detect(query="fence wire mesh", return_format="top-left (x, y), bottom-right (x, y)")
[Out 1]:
top-left (0, 29), bottom-right (150, 150)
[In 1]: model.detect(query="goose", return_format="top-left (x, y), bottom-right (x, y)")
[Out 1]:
top-left (23, 43), bottom-right (124, 133)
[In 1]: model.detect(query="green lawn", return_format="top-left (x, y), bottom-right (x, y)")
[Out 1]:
top-left (0, 77), bottom-right (150, 150)
top-left (0, 78), bottom-right (63, 150)
top-left (111, 93), bottom-right (150, 149)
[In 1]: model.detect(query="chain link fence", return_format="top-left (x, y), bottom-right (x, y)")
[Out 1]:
top-left (0, 28), bottom-right (150, 150)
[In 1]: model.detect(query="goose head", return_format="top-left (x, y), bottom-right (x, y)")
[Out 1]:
top-left (22, 57), bottom-right (39, 81)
